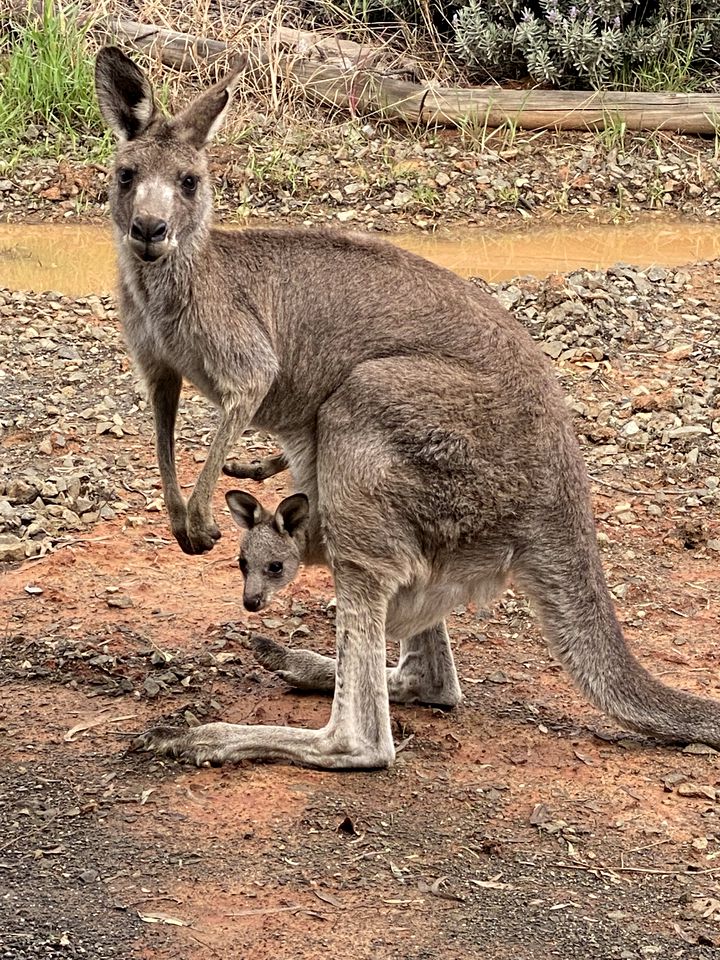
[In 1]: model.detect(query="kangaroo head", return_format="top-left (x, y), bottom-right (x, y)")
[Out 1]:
top-left (225, 490), bottom-right (309, 613)
top-left (94, 46), bottom-right (239, 263)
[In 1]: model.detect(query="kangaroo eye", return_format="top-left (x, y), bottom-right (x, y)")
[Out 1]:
top-left (181, 174), bottom-right (198, 194)
top-left (238, 556), bottom-right (248, 575)
top-left (117, 167), bottom-right (134, 186)
top-left (268, 561), bottom-right (284, 576)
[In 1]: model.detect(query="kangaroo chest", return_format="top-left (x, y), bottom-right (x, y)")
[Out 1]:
top-left (122, 293), bottom-right (225, 408)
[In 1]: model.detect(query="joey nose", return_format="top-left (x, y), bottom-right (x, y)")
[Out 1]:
top-left (130, 216), bottom-right (168, 244)
top-left (244, 595), bottom-right (263, 612)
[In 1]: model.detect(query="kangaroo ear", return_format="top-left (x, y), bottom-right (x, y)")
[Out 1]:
top-left (274, 494), bottom-right (309, 537)
top-left (226, 490), bottom-right (265, 530)
top-left (95, 46), bottom-right (157, 142)
top-left (171, 67), bottom-right (241, 149)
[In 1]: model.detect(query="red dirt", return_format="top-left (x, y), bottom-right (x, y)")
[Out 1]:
top-left (2, 458), bottom-right (720, 957)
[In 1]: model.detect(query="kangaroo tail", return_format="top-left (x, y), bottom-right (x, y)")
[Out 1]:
top-left (514, 513), bottom-right (720, 748)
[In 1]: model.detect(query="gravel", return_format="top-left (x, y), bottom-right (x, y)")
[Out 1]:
top-left (1, 258), bottom-right (719, 565)
top-left (3, 128), bottom-right (720, 232)
top-left (485, 262), bottom-right (720, 496)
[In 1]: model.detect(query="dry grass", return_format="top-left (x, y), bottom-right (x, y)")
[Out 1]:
top-left (79, 0), bottom-right (458, 132)
top-left (60, 0), bottom-right (461, 181)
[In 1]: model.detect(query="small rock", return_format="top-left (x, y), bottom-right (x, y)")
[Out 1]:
top-left (6, 478), bottom-right (38, 505)
top-left (143, 677), bottom-right (161, 698)
top-left (487, 670), bottom-right (510, 684)
top-left (57, 344), bottom-right (80, 360)
top-left (107, 594), bottom-right (133, 609)
top-left (0, 534), bottom-right (26, 563)
top-left (666, 344), bottom-right (693, 361)
top-left (677, 782), bottom-right (716, 800)
top-left (542, 341), bottom-right (564, 360)
top-left (621, 420), bottom-right (640, 437)
top-left (683, 742), bottom-right (719, 756)
top-left (663, 772), bottom-right (687, 791)
top-left (667, 425), bottom-right (711, 440)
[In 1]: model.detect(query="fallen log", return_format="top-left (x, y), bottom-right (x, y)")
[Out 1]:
top-left (94, 16), bottom-right (417, 76)
top-left (96, 17), bottom-right (720, 135)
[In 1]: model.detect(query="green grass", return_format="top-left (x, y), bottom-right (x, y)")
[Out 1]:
top-left (612, 11), bottom-right (718, 93)
top-left (595, 112), bottom-right (628, 153)
top-left (0, 3), bottom-right (111, 167)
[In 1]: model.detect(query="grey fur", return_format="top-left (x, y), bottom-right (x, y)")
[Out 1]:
top-left (95, 46), bottom-right (720, 770)
top-left (226, 489), bottom-right (309, 611)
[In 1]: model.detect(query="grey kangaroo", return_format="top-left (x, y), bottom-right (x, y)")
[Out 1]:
top-left (95, 45), bottom-right (720, 769)
top-left (225, 488), bottom-right (310, 613)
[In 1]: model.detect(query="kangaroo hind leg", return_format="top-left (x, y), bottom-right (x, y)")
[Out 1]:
top-left (386, 622), bottom-right (462, 707)
top-left (134, 567), bottom-right (395, 768)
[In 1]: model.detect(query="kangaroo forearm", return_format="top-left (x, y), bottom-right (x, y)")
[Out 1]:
top-left (190, 406), bottom-right (249, 515)
top-left (150, 369), bottom-right (184, 514)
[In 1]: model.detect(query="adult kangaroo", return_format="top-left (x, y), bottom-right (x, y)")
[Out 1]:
top-left (95, 46), bottom-right (720, 769)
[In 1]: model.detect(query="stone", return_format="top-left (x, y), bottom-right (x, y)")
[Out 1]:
top-left (667, 425), bottom-right (711, 440)
top-left (0, 534), bottom-right (26, 563)
top-left (6, 478), bottom-right (38, 504)
top-left (542, 341), bottom-right (564, 360)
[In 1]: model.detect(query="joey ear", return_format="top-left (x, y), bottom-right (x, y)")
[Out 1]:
top-left (171, 67), bottom-right (241, 149)
top-left (273, 494), bottom-right (309, 537)
top-left (226, 490), bottom-right (265, 530)
top-left (95, 46), bottom-right (158, 141)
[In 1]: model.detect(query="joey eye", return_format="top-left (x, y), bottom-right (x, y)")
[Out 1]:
top-left (117, 167), bottom-right (135, 186)
top-left (267, 561), bottom-right (284, 576)
top-left (181, 174), bottom-right (198, 194)
top-left (238, 556), bottom-right (248, 575)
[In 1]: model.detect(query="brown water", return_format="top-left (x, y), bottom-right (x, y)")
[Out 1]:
top-left (1, 219), bottom-right (719, 297)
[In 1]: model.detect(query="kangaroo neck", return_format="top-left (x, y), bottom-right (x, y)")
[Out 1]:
top-left (121, 226), bottom-right (208, 316)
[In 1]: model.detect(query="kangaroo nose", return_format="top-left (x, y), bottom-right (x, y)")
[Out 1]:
top-left (244, 595), bottom-right (263, 612)
top-left (130, 216), bottom-right (168, 244)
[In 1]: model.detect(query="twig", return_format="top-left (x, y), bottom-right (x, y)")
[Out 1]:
top-left (550, 859), bottom-right (720, 878)
top-left (395, 733), bottom-right (416, 754)
top-left (224, 904), bottom-right (326, 918)
top-left (25, 537), bottom-right (113, 563)
top-left (0, 813), bottom-right (59, 853)
top-left (128, 895), bottom-right (183, 906)
top-left (590, 475), bottom-right (710, 498)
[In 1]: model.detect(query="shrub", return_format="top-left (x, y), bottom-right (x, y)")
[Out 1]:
top-left (452, 0), bottom-right (720, 90)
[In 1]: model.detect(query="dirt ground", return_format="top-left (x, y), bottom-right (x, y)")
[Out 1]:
top-left (2, 271), bottom-right (720, 959)
top-left (3, 470), bottom-right (720, 960)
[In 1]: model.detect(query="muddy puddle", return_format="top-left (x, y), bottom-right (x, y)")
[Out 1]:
top-left (1, 219), bottom-right (719, 296)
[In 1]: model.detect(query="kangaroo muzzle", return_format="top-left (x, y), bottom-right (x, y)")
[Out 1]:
top-left (243, 593), bottom-right (265, 612)
top-left (128, 215), bottom-right (171, 262)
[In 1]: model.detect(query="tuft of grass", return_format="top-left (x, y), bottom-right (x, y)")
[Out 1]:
top-left (612, 7), bottom-right (718, 94)
top-left (0, 2), bottom-right (112, 166)
top-left (595, 111), bottom-right (628, 154)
